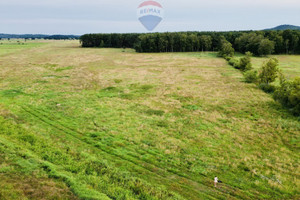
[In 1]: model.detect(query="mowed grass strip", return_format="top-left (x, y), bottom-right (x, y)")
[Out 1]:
top-left (0, 40), bottom-right (299, 199)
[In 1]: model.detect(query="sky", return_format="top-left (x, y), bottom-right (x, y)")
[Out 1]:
top-left (0, 0), bottom-right (300, 35)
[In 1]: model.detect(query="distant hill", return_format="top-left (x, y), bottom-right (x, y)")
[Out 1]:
top-left (264, 24), bottom-right (300, 31)
top-left (0, 33), bottom-right (80, 39)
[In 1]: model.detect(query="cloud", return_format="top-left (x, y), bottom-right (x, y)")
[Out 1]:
top-left (0, 0), bottom-right (299, 34)
top-left (1, 0), bottom-right (300, 7)
top-left (0, 18), bottom-right (141, 34)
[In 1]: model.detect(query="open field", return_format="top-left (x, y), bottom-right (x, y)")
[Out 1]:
top-left (0, 40), bottom-right (299, 199)
top-left (251, 56), bottom-right (300, 79)
top-left (234, 53), bottom-right (300, 79)
top-left (0, 40), bottom-right (46, 56)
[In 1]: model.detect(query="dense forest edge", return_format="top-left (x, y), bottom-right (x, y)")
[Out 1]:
top-left (80, 30), bottom-right (300, 55)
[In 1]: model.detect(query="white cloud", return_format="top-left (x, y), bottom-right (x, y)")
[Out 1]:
top-left (0, 0), bottom-right (299, 34)
top-left (1, 0), bottom-right (300, 7)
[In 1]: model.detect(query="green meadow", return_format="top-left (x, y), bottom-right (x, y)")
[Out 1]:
top-left (0, 40), bottom-right (299, 200)
top-left (251, 55), bottom-right (300, 79)
top-left (0, 40), bottom-right (46, 56)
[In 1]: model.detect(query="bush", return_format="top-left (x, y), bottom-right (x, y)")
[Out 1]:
top-left (224, 56), bottom-right (232, 61)
top-left (259, 83), bottom-right (276, 93)
top-left (228, 58), bottom-right (240, 69)
top-left (240, 51), bottom-right (253, 71)
top-left (258, 58), bottom-right (279, 84)
top-left (274, 77), bottom-right (300, 115)
top-left (244, 70), bottom-right (258, 83)
top-left (218, 40), bottom-right (235, 58)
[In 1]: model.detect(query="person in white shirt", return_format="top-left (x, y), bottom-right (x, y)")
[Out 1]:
top-left (214, 176), bottom-right (218, 187)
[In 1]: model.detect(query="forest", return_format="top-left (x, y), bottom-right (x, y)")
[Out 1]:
top-left (80, 30), bottom-right (300, 55)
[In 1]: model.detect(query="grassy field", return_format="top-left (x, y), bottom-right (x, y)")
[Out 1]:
top-left (0, 40), bottom-right (299, 200)
top-left (251, 55), bottom-right (300, 79)
top-left (0, 40), bottom-right (46, 56)
top-left (234, 53), bottom-right (300, 79)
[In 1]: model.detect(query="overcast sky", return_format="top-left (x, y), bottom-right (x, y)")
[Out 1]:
top-left (1, 0), bottom-right (300, 34)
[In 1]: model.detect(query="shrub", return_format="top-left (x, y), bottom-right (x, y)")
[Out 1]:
top-left (274, 77), bottom-right (300, 115)
top-left (240, 51), bottom-right (253, 71)
top-left (224, 56), bottom-right (232, 61)
top-left (228, 58), bottom-right (240, 69)
top-left (218, 40), bottom-right (235, 58)
top-left (244, 70), bottom-right (258, 83)
top-left (259, 83), bottom-right (276, 93)
top-left (258, 58), bottom-right (279, 84)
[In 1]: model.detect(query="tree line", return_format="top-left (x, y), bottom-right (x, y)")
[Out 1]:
top-left (80, 30), bottom-right (300, 55)
top-left (80, 33), bottom-right (140, 49)
top-left (0, 34), bottom-right (79, 40)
